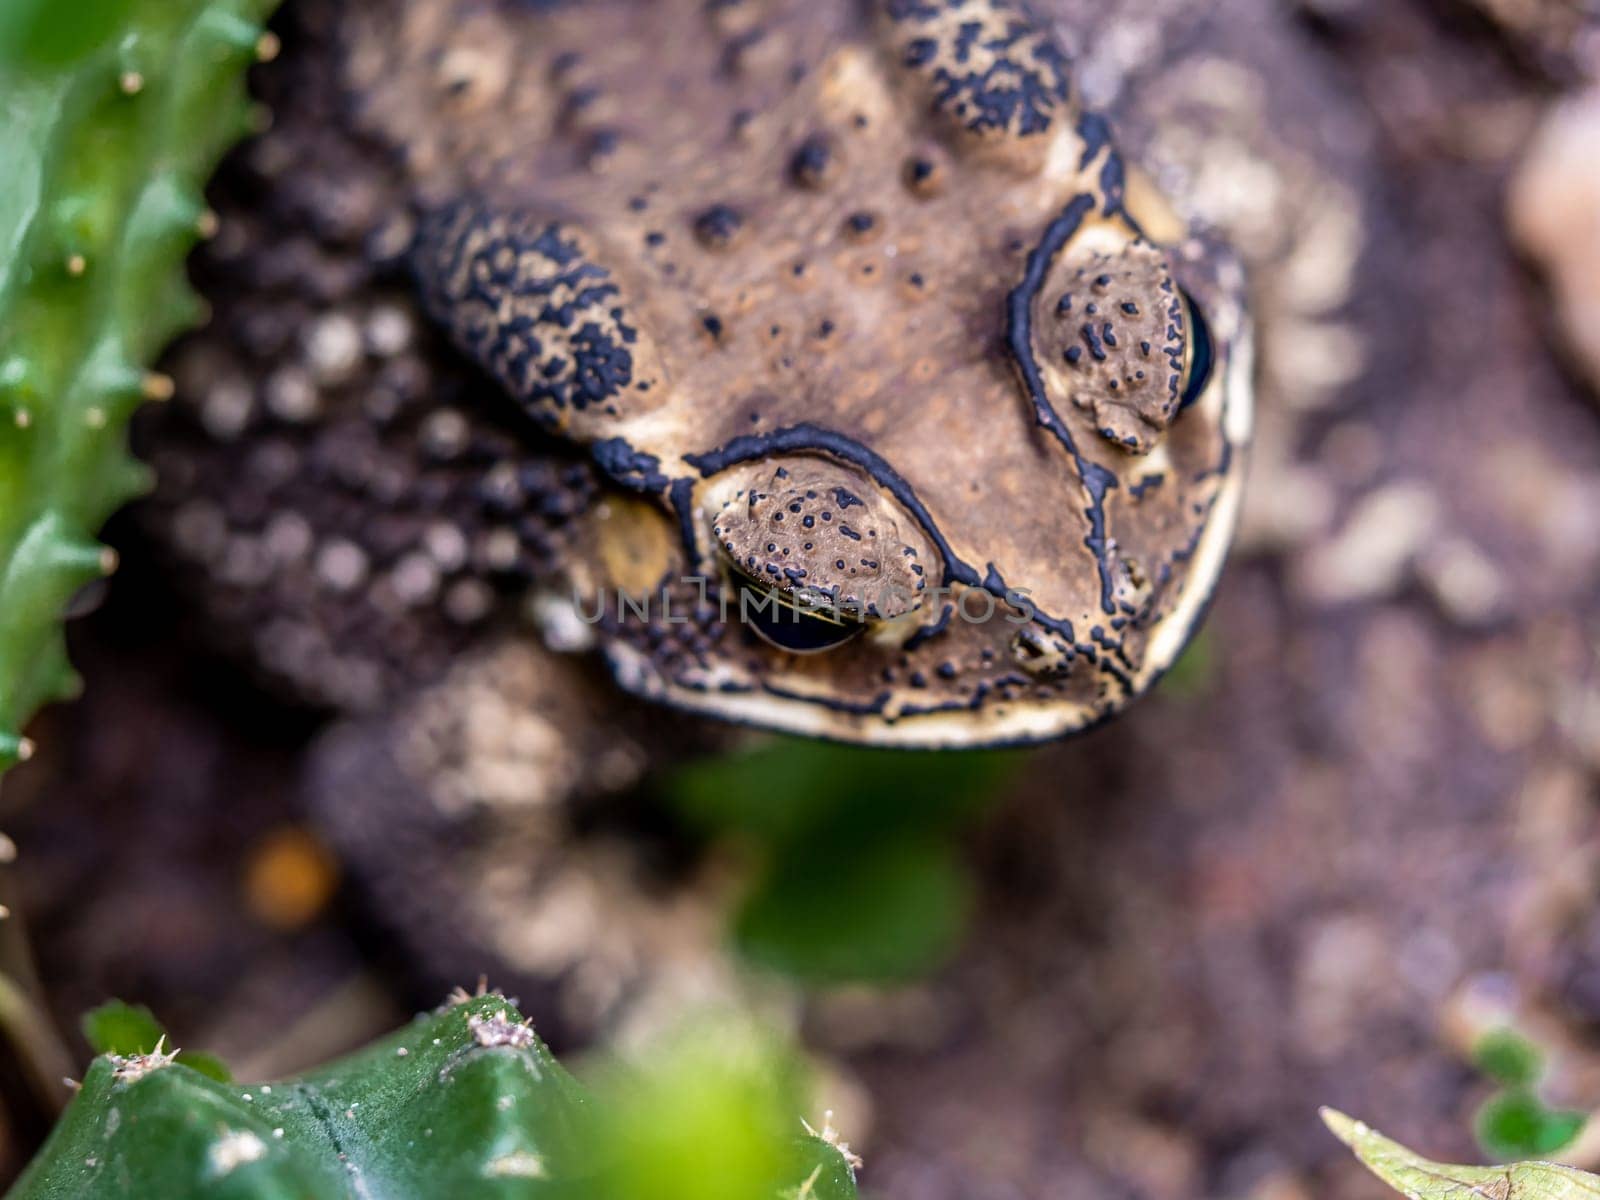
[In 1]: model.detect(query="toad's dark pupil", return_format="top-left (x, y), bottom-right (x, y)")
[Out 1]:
top-left (731, 571), bottom-right (864, 655)
top-left (1178, 291), bottom-right (1214, 411)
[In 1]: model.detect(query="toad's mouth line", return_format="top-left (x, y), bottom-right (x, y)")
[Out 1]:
top-left (603, 413), bottom-right (1250, 748)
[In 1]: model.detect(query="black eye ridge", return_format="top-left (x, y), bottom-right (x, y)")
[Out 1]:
top-left (730, 570), bottom-right (865, 655)
top-left (1179, 290), bottom-right (1215, 411)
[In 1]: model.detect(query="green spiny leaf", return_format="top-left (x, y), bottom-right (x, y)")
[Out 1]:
top-left (11, 996), bottom-right (858, 1200)
top-left (0, 0), bottom-right (279, 771)
top-left (0, 0), bottom-right (135, 67)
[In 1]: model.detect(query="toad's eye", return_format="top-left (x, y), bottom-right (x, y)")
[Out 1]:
top-left (731, 569), bottom-right (866, 655)
top-left (706, 458), bottom-right (940, 654)
top-left (1034, 237), bottom-right (1215, 455)
top-left (1178, 290), bottom-right (1215, 412)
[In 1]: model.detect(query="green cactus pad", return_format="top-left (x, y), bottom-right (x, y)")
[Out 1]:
top-left (8, 994), bottom-right (859, 1199)
top-left (0, 0), bottom-right (278, 769)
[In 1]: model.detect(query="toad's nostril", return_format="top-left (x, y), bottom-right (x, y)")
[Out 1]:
top-left (1012, 625), bottom-right (1076, 679)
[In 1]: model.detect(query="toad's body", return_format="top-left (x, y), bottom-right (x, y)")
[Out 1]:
top-left (162, 0), bottom-right (1250, 746)
top-left (132, 0), bottom-right (1351, 1027)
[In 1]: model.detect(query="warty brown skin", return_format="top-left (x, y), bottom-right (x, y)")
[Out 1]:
top-left (146, 0), bottom-right (1253, 749)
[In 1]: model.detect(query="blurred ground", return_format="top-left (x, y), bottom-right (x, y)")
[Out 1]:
top-left (5, 1), bottom-right (1600, 1196)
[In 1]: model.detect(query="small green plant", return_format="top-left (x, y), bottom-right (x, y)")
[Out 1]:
top-left (667, 738), bottom-right (1022, 983)
top-left (0, 0), bottom-right (277, 769)
top-left (80, 999), bottom-right (231, 1083)
top-left (9, 992), bottom-right (858, 1199)
top-left (1324, 1107), bottom-right (1599, 1198)
top-left (1469, 1026), bottom-right (1586, 1159)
